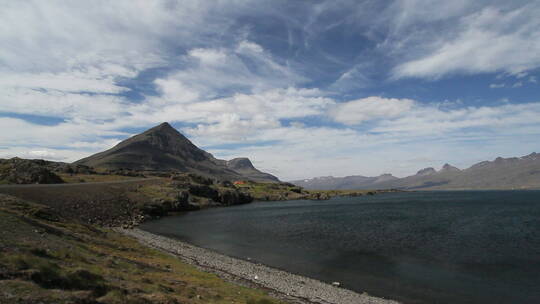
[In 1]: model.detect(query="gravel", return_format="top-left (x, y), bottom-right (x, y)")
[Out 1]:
top-left (119, 228), bottom-right (400, 304)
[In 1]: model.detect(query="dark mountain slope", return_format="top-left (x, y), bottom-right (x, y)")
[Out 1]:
top-left (75, 122), bottom-right (278, 182)
top-left (226, 158), bottom-right (279, 182)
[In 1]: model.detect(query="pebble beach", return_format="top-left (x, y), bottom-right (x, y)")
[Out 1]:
top-left (119, 228), bottom-right (400, 304)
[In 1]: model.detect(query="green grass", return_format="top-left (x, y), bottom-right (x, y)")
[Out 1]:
top-left (0, 194), bottom-right (285, 304)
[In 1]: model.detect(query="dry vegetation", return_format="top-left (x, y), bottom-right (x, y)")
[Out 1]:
top-left (57, 173), bottom-right (142, 184)
top-left (0, 194), bottom-right (284, 304)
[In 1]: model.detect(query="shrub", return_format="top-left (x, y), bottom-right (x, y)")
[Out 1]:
top-left (29, 248), bottom-right (51, 258)
top-left (30, 262), bottom-right (64, 288)
top-left (64, 269), bottom-right (107, 295)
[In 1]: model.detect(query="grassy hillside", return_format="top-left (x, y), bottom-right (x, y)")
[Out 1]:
top-left (235, 180), bottom-right (388, 201)
top-left (0, 194), bottom-right (283, 304)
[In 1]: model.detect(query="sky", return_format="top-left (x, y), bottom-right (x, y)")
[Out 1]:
top-left (1, 0), bottom-right (540, 180)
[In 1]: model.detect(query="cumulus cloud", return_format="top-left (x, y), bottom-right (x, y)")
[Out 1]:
top-left (179, 88), bottom-right (333, 140)
top-left (372, 102), bottom-right (540, 137)
top-left (187, 113), bottom-right (280, 140)
top-left (202, 100), bottom-right (540, 180)
top-left (174, 93), bottom-right (540, 179)
top-left (330, 97), bottom-right (415, 125)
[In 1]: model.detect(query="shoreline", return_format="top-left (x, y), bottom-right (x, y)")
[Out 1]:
top-left (119, 228), bottom-right (400, 304)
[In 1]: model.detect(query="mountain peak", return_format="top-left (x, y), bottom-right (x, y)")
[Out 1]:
top-left (146, 122), bottom-right (178, 134)
top-left (226, 157), bottom-right (279, 182)
top-left (227, 158), bottom-right (255, 170)
top-left (374, 173), bottom-right (398, 182)
top-left (75, 123), bottom-right (279, 182)
top-left (441, 163), bottom-right (460, 172)
top-left (522, 152), bottom-right (539, 160)
top-left (75, 122), bottom-right (216, 171)
top-left (416, 167), bottom-right (436, 176)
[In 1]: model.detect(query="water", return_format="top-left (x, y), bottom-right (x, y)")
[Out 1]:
top-left (140, 191), bottom-right (540, 304)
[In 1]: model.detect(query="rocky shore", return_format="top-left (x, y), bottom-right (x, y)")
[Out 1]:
top-left (120, 228), bottom-right (400, 304)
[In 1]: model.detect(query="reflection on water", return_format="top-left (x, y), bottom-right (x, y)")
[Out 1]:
top-left (141, 191), bottom-right (540, 304)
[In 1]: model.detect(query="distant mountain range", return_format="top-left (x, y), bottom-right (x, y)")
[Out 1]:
top-left (76, 122), bottom-right (279, 182)
top-left (292, 153), bottom-right (540, 190)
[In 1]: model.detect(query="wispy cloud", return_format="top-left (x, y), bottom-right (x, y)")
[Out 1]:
top-left (393, 3), bottom-right (540, 79)
top-left (330, 97), bottom-right (414, 125)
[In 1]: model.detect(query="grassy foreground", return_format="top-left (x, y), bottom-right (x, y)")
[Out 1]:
top-left (0, 194), bottom-right (283, 304)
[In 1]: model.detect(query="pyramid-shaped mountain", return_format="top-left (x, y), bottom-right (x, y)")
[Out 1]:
top-left (75, 122), bottom-right (278, 182)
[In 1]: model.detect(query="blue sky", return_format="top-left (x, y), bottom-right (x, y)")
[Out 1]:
top-left (1, 0), bottom-right (540, 180)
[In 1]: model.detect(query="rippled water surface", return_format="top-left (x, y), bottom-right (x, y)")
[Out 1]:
top-left (140, 191), bottom-right (540, 304)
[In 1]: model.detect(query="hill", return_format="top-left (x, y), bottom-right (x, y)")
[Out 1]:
top-left (0, 158), bottom-right (64, 184)
top-left (292, 174), bottom-right (398, 190)
top-left (75, 122), bottom-right (278, 182)
top-left (226, 158), bottom-right (279, 182)
top-left (293, 153), bottom-right (540, 190)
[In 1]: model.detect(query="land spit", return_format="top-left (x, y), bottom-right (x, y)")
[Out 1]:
top-left (120, 228), bottom-right (400, 304)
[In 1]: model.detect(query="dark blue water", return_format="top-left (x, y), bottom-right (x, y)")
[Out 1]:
top-left (140, 191), bottom-right (540, 304)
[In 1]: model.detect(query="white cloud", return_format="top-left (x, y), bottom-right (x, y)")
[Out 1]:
top-left (330, 97), bottom-right (415, 125)
top-left (489, 83), bottom-right (505, 89)
top-left (0, 147), bottom-right (98, 162)
top-left (0, 118), bottom-right (125, 149)
top-left (372, 102), bottom-right (540, 136)
top-left (236, 40), bottom-right (264, 54)
top-left (160, 41), bottom-right (306, 99)
top-left (393, 3), bottom-right (540, 78)
top-left (0, 87), bottom-right (127, 120)
top-left (188, 48), bottom-right (229, 66)
top-left (0, 1), bottom-right (246, 72)
top-left (180, 87), bottom-right (333, 140)
top-left (1, 1), bottom-right (540, 181)
top-left (0, 71), bottom-right (129, 94)
top-left (27, 150), bottom-right (59, 159)
top-left (207, 101), bottom-right (540, 180)
top-left (187, 113), bottom-right (280, 140)
top-left (512, 82), bottom-right (523, 88)
top-left (153, 78), bottom-right (200, 104)
top-left (387, 0), bottom-right (475, 29)
top-left (0, 0), bottom-right (263, 122)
